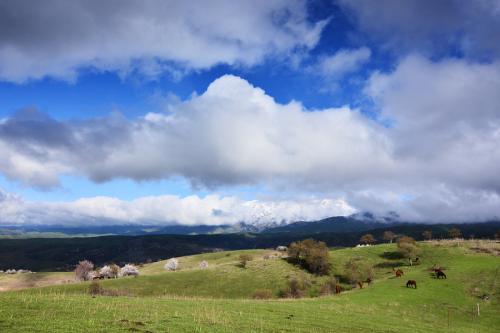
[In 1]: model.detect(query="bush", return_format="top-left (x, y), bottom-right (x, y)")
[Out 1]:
top-left (287, 239), bottom-right (331, 275)
top-left (239, 254), bottom-right (253, 268)
top-left (164, 258), bottom-right (179, 271)
top-left (252, 289), bottom-right (273, 299)
top-left (344, 259), bottom-right (373, 285)
top-left (75, 260), bottom-right (94, 281)
top-left (319, 277), bottom-right (338, 295)
top-left (88, 281), bottom-right (102, 296)
top-left (397, 236), bottom-right (420, 265)
top-left (120, 264), bottom-right (139, 277)
top-left (99, 265), bottom-right (119, 279)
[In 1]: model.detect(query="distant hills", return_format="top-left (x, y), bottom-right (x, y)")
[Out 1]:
top-left (1, 214), bottom-right (499, 239)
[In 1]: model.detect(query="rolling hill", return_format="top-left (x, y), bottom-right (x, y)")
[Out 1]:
top-left (0, 240), bottom-right (498, 332)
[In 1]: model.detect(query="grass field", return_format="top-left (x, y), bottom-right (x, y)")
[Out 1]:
top-left (0, 240), bottom-right (498, 332)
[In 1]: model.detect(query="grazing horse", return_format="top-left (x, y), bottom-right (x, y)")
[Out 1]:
top-left (435, 270), bottom-right (447, 279)
top-left (406, 280), bottom-right (417, 288)
top-left (357, 281), bottom-right (363, 289)
top-left (335, 285), bottom-right (342, 294)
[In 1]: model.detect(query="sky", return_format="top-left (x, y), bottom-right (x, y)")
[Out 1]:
top-left (1, 0), bottom-right (500, 226)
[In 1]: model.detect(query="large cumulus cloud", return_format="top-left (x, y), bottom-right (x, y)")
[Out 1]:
top-left (2, 56), bottom-right (500, 222)
top-left (0, 0), bottom-right (326, 82)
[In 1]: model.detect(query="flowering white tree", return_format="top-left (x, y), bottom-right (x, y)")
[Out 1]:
top-left (75, 260), bottom-right (94, 281)
top-left (199, 260), bottom-right (209, 269)
top-left (164, 258), bottom-right (178, 271)
top-left (120, 264), bottom-right (139, 277)
top-left (99, 265), bottom-right (118, 278)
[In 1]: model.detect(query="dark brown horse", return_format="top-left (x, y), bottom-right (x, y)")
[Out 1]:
top-left (335, 285), bottom-right (342, 294)
top-left (435, 270), bottom-right (447, 279)
top-left (406, 280), bottom-right (417, 288)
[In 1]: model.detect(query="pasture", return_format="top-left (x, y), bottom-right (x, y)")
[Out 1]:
top-left (0, 241), bottom-right (498, 332)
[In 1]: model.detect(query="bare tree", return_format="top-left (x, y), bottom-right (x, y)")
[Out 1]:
top-left (360, 234), bottom-right (376, 245)
top-left (75, 260), bottom-right (94, 281)
top-left (422, 230), bottom-right (433, 240)
top-left (383, 231), bottom-right (396, 243)
top-left (448, 227), bottom-right (462, 239)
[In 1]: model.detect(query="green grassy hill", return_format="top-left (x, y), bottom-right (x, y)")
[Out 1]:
top-left (0, 240), bottom-right (498, 332)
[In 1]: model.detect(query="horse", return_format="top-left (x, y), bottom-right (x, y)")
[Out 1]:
top-left (357, 281), bottom-right (363, 289)
top-left (406, 280), bottom-right (417, 288)
top-left (394, 268), bottom-right (404, 277)
top-left (335, 285), bottom-right (342, 294)
top-left (366, 277), bottom-right (373, 285)
top-left (435, 270), bottom-right (447, 279)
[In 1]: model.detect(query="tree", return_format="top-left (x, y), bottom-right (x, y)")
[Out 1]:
top-left (287, 239), bottom-right (331, 275)
top-left (397, 236), bottom-right (419, 266)
top-left (422, 230), bottom-right (433, 240)
top-left (383, 231), bottom-right (396, 243)
top-left (448, 227), bottom-right (462, 239)
top-left (344, 259), bottom-right (373, 285)
top-left (75, 260), bottom-right (94, 281)
top-left (495, 230), bottom-right (500, 240)
top-left (360, 234), bottom-right (376, 245)
top-left (239, 254), bottom-right (253, 268)
top-left (164, 258), bottom-right (179, 271)
top-left (120, 264), bottom-right (139, 277)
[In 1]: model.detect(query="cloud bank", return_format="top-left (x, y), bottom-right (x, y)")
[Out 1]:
top-left (0, 0), bottom-right (325, 82)
top-left (0, 189), bottom-right (355, 226)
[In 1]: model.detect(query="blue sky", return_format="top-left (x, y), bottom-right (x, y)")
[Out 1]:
top-left (0, 0), bottom-right (500, 225)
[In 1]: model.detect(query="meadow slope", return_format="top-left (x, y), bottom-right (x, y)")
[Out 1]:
top-left (0, 240), bottom-right (498, 332)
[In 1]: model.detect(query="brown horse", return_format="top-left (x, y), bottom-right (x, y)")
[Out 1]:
top-left (335, 285), bottom-right (342, 294)
top-left (394, 268), bottom-right (404, 277)
top-left (357, 281), bottom-right (363, 289)
top-left (406, 280), bottom-right (417, 288)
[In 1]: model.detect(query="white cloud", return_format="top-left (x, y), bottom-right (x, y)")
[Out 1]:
top-left (314, 47), bottom-right (371, 77)
top-left (0, 189), bottom-right (355, 226)
top-left (0, 0), bottom-right (326, 82)
top-left (2, 56), bottom-right (500, 222)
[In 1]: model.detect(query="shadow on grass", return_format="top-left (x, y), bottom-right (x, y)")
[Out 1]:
top-left (373, 261), bottom-right (405, 269)
top-left (379, 251), bottom-right (404, 260)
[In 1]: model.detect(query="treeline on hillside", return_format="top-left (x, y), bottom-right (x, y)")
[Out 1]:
top-left (0, 221), bottom-right (498, 271)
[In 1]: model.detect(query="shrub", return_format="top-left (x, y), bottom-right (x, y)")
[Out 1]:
top-left (397, 236), bottom-right (420, 265)
top-left (164, 258), bottom-right (179, 271)
top-left (88, 281), bottom-right (102, 296)
top-left (99, 265), bottom-right (114, 279)
top-left (344, 259), bottom-right (373, 285)
top-left (287, 239), bottom-right (331, 275)
top-left (109, 264), bottom-right (120, 278)
top-left (319, 277), bottom-right (337, 295)
top-left (120, 264), bottom-right (139, 277)
top-left (239, 254), bottom-right (253, 268)
top-left (252, 289), bottom-right (273, 299)
top-left (75, 260), bottom-right (94, 281)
